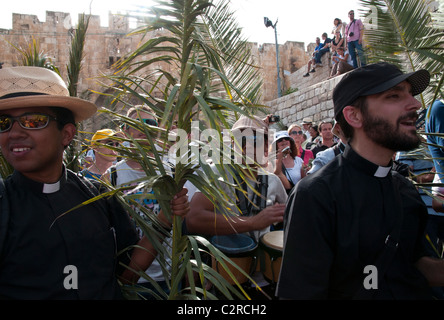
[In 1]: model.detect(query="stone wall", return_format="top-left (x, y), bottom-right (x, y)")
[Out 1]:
top-left (285, 51), bottom-right (333, 92)
top-left (266, 48), bottom-right (342, 129)
top-left (0, 11), bottom-right (313, 105)
top-left (0, 10), bottom-right (338, 131)
top-left (251, 40), bottom-right (310, 101)
top-left (0, 11), bottom-right (180, 132)
top-left (266, 65), bottom-right (345, 129)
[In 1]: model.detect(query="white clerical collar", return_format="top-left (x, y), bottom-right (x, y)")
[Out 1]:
top-left (374, 165), bottom-right (392, 178)
top-left (43, 181), bottom-right (61, 193)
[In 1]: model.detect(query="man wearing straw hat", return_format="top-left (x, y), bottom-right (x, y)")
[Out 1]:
top-left (0, 66), bottom-right (189, 299)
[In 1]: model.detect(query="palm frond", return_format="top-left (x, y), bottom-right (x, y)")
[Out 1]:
top-left (90, 0), bottom-right (272, 300)
top-left (67, 13), bottom-right (90, 97)
top-left (359, 0), bottom-right (444, 106)
top-left (64, 13), bottom-right (91, 172)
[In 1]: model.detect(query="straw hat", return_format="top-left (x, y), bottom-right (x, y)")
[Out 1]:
top-left (302, 117), bottom-right (313, 124)
top-left (232, 115), bottom-right (268, 133)
top-left (0, 66), bottom-right (97, 122)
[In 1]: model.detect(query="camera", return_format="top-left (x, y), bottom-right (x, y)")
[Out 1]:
top-left (269, 115), bottom-right (280, 123)
top-left (349, 32), bottom-right (354, 37)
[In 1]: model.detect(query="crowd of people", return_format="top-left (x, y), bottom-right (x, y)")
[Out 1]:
top-left (0, 60), bottom-right (444, 301)
top-left (303, 10), bottom-right (366, 79)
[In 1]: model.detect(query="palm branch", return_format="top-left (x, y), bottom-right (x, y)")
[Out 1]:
top-left (63, 13), bottom-right (91, 173)
top-left (359, 0), bottom-right (444, 107)
top-left (96, 0), bottom-right (271, 300)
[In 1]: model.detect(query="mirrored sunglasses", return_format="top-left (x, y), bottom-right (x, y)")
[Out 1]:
top-left (142, 118), bottom-right (158, 126)
top-left (121, 118), bottom-right (158, 129)
top-left (0, 113), bottom-right (57, 133)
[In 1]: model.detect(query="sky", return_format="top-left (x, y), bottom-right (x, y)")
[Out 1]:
top-left (0, 0), bottom-right (363, 49)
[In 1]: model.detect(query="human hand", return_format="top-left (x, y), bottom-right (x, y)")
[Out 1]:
top-left (252, 203), bottom-right (285, 230)
top-left (171, 187), bottom-right (190, 218)
top-left (263, 114), bottom-right (273, 126)
top-left (276, 146), bottom-right (287, 161)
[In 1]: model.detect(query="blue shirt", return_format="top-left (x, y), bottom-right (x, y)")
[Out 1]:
top-left (426, 100), bottom-right (444, 180)
top-left (396, 149), bottom-right (436, 216)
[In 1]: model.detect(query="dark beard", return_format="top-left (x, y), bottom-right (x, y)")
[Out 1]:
top-left (362, 111), bottom-right (421, 152)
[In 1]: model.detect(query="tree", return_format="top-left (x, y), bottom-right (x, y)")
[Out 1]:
top-left (359, 0), bottom-right (443, 106)
top-left (97, 0), bottom-right (270, 299)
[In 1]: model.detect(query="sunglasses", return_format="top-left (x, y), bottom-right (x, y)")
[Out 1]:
top-left (102, 140), bottom-right (120, 147)
top-left (121, 118), bottom-right (158, 129)
top-left (0, 113), bottom-right (57, 133)
top-left (290, 130), bottom-right (303, 135)
top-left (142, 118), bottom-right (158, 126)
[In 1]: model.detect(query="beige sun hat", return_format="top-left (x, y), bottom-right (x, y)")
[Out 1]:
top-left (0, 66), bottom-right (97, 122)
top-left (232, 115), bottom-right (268, 133)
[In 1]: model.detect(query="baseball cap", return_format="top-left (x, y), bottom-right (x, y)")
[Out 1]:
top-left (90, 129), bottom-right (116, 145)
top-left (333, 62), bottom-right (430, 119)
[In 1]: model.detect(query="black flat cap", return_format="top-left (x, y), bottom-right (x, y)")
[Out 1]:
top-left (333, 62), bottom-right (430, 119)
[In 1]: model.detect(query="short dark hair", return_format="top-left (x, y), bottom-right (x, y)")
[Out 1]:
top-left (318, 120), bottom-right (333, 132)
top-left (49, 107), bottom-right (75, 130)
top-left (336, 96), bottom-right (367, 140)
top-left (334, 18), bottom-right (342, 25)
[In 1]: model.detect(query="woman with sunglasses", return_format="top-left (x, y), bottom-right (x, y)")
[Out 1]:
top-left (270, 131), bottom-right (306, 194)
top-left (288, 123), bottom-right (314, 168)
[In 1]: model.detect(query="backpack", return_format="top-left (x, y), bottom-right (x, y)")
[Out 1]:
top-left (110, 165), bottom-right (117, 186)
top-left (234, 170), bottom-right (269, 216)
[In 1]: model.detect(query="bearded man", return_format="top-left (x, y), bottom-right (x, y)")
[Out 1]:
top-left (277, 62), bottom-right (444, 300)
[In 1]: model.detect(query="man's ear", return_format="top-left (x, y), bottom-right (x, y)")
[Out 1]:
top-left (342, 105), bottom-right (363, 129)
top-left (61, 123), bottom-right (77, 149)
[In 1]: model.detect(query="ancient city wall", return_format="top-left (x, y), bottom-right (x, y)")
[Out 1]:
top-left (266, 52), bottom-right (342, 128)
top-left (0, 10), bottom-right (335, 132)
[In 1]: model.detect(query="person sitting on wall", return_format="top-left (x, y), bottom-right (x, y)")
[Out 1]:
top-left (328, 47), bottom-right (354, 79)
top-left (303, 37), bottom-right (323, 77)
top-left (313, 32), bottom-right (332, 68)
top-left (330, 30), bottom-right (344, 57)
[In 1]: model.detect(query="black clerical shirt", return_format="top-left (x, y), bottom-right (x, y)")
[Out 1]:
top-left (0, 169), bottom-right (139, 299)
top-left (277, 145), bottom-right (432, 299)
